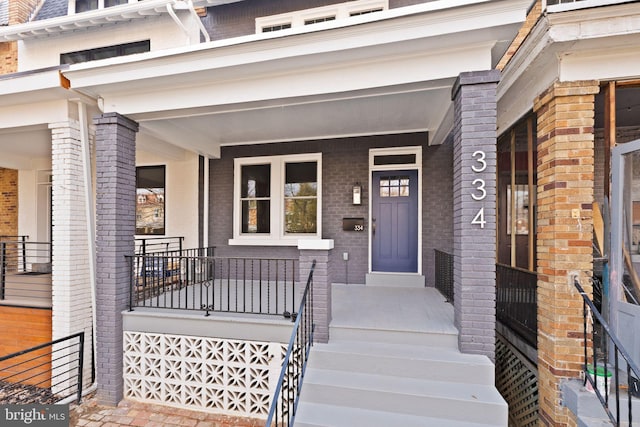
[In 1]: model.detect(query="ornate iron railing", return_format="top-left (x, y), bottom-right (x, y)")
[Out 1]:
top-left (574, 276), bottom-right (640, 426)
top-left (265, 260), bottom-right (315, 427)
top-left (0, 332), bottom-right (85, 404)
top-left (434, 249), bottom-right (454, 303)
top-left (128, 253), bottom-right (298, 317)
top-left (496, 263), bottom-right (537, 347)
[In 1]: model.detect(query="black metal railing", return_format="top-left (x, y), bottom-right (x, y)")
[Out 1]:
top-left (0, 240), bottom-right (52, 307)
top-left (574, 276), bottom-right (640, 426)
top-left (135, 236), bottom-right (184, 255)
top-left (0, 332), bottom-right (85, 404)
top-left (496, 263), bottom-right (538, 348)
top-left (265, 260), bottom-right (315, 427)
top-left (435, 249), bottom-right (454, 303)
top-left (128, 253), bottom-right (298, 317)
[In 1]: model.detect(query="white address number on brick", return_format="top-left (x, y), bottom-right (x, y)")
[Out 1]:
top-left (471, 150), bottom-right (486, 228)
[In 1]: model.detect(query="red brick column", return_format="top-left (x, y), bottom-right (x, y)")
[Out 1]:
top-left (0, 168), bottom-right (18, 236)
top-left (533, 80), bottom-right (599, 426)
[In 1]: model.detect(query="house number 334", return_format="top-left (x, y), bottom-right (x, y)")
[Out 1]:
top-left (471, 150), bottom-right (486, 228)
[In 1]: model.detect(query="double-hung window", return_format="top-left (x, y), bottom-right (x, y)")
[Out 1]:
top-left (231, 154), bottom-right (321, 245)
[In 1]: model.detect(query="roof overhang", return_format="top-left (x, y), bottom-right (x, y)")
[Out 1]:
top-left (0, 0), bottom-right (244, 41)
top-left (498, 1), bottom-right (640, 132)
top-left (0, 0), bottom-right (530, 163)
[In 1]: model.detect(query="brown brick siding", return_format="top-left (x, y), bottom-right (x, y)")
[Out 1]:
top-left (533, 80), bottom-right (599, 427)
top-left (496, 0), bottom-right (543, 71)
top-left (1, 0), bottom-right (41, 75)
top-left (0, 168), bottom-right (18, 236)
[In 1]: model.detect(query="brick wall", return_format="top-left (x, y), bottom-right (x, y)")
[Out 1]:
top-left (496, 0), bottom-right (543, 71)
top-left (451, 70), bottom-right (500, 359)
top-left (94, 113), bottom-right (138, 406)
top-left (209, 133), bottom-right (451, 286)
top-left (533, 80), bottom-right (599, 427)
top-left (50, 120), bottom-right (94, 395)
top-left (1, 0), bottom-right (41, 74)
top-left (0, 168), bottom-right (18, 236)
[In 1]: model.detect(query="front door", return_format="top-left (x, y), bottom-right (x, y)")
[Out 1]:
top-left (371, 170), bottom-right (418, 272)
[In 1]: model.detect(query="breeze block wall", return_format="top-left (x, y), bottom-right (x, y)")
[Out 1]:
top-left (533, 80), bottom-right (598, 427)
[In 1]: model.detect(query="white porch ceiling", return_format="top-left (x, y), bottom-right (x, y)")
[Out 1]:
top-left (0, 0), bottom-right (531, 166)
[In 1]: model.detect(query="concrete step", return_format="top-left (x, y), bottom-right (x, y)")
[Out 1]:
top-left (329, 323), bottom-right (459, 348)
top-left (295, 402), bottom-right (504, 427)
top-left (308, 341), bottom-right (494, 384)
top-left (563, 379), bottom-right (640, 425)
top-left (299, 367), bottom-right (507, 425)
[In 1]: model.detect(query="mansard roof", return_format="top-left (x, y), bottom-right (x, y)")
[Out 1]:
top-left (35, 0), bottom-right (68, 21)
top-left (0, 0), bottom-right (8, 26)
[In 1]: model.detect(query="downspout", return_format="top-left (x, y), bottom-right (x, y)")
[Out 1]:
top-left (203, 156), bottom-right (209, 247)
top-left (167, 0), bottom-right (210, 44)
top-left (78, 101), bottom-right (98, 392)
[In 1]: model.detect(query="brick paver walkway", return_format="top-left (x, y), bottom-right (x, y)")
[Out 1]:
top-left (70, 394), bottom-right (263, 427)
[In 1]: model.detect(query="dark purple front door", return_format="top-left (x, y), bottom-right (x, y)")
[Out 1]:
top-left (371, 170), bottom-right (418, 273)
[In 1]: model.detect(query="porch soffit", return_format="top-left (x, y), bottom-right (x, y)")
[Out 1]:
top-left (54, 1), bottom-right (527, 155)
top-left (497, 1), bottom-right (640, 133)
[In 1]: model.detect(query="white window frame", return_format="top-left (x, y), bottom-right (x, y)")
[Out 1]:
top-left (255, 0), bottom-right (388, 33)
top-left (230, 153), bottom-right (322, 246)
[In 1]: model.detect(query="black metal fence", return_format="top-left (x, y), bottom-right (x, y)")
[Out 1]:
top-left (135, 236), bottom-right (185, 255)
top-left (496, 263), bottom-right (537, 348)
top-left (573, 276), bottom-right (640, 426)
top-left (265, 260), bottom-right (315, 427)
top-left (128, 252), bottom-right (298, 317)
top-left (434, 249), bottom-right (454, 303)
top-left (0, 240), bottom-right (52, 307)
top-left (0, 332), bottom-right (85, 404)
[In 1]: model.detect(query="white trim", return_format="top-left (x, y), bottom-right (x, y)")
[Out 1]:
top-left (368, 146), bottom-right (422, 274)
top-left (298, 239), bottom-right (334, 250)
top-left (230, 153), bottom-right (322, 246)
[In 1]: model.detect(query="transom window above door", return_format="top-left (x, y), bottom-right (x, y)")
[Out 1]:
top-left (231, 153), bottom-right (322, 246)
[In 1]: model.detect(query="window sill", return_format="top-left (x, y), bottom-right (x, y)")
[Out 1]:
top-left (227, 237), bottom-right (334, 249)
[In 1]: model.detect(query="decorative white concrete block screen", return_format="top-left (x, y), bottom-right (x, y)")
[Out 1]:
top-left (123, 332), bottom-right (286, 418)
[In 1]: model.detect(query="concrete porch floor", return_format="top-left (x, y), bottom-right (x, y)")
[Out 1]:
top-left (331, 283), bottom-right (457, 336)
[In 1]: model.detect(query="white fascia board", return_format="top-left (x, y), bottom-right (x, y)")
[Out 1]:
top-left (0, 0), bottom-right (244, 41)
top-left (560, 44), bottom-right (640, 82)
top-left (96, 42), bottom-right (494, 117)
top-left (62, 2), bottom-right (527, 109)
top-left (497, 1), bottom-right (640, 131)
top-left (0, 99), bottom-right (70, 128)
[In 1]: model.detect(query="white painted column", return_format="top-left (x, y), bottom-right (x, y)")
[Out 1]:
top-left (50, 119), bottom-right (94, 392)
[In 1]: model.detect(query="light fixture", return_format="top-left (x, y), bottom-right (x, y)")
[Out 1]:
top-left (352, 184), bottom-right (362, 205)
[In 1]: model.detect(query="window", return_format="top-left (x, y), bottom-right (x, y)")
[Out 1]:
top-left (232, 154), bottom-right (321, 245)
top-left (136, 166), bottom-right (165, 235)
top-left (74, 0), bottom-right (126, 13)
top-left (304, 16), bottom-right (336, 25)
top-left (507, 184), bottom-right (530, 235)
top-left (262, 23), bottom-right (292, 33)
top-left (60, 40), bottom-right (150, 65)
top-left (256, 0), bottom-right (387, 33)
